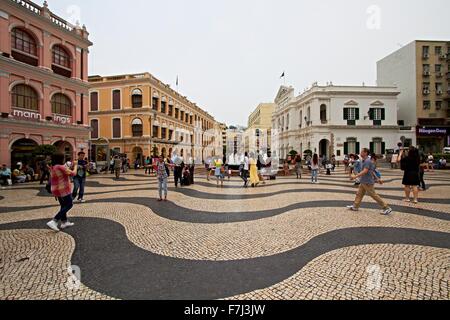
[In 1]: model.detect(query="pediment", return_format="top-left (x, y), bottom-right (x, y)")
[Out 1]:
top-left (344, 100), bottom-right (359, 106)
top-left (275, 86), bottom-right (294, 103)
top-left (370, 100), bottom-right (384, 106)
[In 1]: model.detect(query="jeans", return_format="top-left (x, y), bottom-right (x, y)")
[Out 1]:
top-left (311, 169), bottom-right (318, 183)
top-left (72, 176), bottom-right (86, 200)
top-left (174, 167), bottom-right (182, 187)
top-left (241, 170), bottom-right (249, 184)
top-left (158, 178), bottom-right (168, 199)
top-left (354, 184), bottom-right (388, 209)
top-left (54, 194), bottom-right (73, 222)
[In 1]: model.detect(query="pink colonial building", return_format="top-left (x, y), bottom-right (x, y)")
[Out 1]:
top-left (0, 0), bottom-right (92, 168)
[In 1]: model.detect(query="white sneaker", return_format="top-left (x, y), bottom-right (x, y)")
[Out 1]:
top-left (60, 221), bottom-right (75, 229)
top-left (381, 208), bottom-right (393, 216)
top-left (79, 199), bottom-right (86, 203)
top-left (47, 220), bottom-right (60, 232)
top-left (346, 205), bottom-right (359, 211)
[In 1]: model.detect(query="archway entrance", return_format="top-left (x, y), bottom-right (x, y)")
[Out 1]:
top-left (11, 139), bottom-right (38, 168)
top-left (319, 139), bottom-right (331, 159)
top-left (132, 146), bottom-right (143, 166)
top-left (53, 141), bottom-right (73, 162)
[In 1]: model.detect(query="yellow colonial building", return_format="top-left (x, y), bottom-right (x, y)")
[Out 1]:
top-left (88, 72), bottom-right (220, 166)
top-left (244, 103), bottom-right (276, 154)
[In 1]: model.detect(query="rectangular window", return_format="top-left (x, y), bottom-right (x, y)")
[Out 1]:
top-left (344, 108), bottom-right (359, 125)
top-left (152, 126), bottom-right (159, 138)
top-left (175, 108), bottom-right (179, 119)
top-left (423, 64), bottom-right (430, 72)
top-left (161, 128), bottom-right (167, 140)
top-left (435, 46), bottom-right (442, 55)
top-left (436, 83), bottom-right (443, 94)
top-left (91, 120), bottom-right (99, 139)
top-left (423, 101), bottom-right (431, 110)
top-left (90, 92), bottom-right (98, 111)
top-left (112, 119), bottom-right (121, 138)
top-left (168, 105), bottom-right (174, 117)
top-left (422, 46), bottom-right (429, 58)
top-left (112, 90), bottom-right (121, 110)
top-left (180, 111), bottom-right (185, 121)
top-left (132, 95), bottom-right (142, 108)
top-left (436, 101), bottom-right (442, 110)
top-left (190, 115), bottom-right (193, 125)
top-left (152, 97), bottom-right (158, 111)
top-left (435, 64), bottom-right (442, 72)
top-left (161, 101), bottom-right (166, 114)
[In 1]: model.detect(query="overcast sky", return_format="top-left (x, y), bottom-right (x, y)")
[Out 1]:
top-left (38, 0), bottom-right (450, 126)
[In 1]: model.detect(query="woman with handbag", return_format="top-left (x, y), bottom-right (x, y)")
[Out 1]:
top-left (398, 146), bottom-right (421, 204)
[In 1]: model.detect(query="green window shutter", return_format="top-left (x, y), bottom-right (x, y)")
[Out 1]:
top-left (369, 108), bottom-right (374, 120)
top-left (381, 109), bottom-right (386, 120)
top-left (356, 142), bottom-right (360, 154)
top-left (344, 142), bottom-right (348, 155)
top-left (343, 108), bottom-right (348, 120)
top-left (355, 108), bottom-right (360, 120)
top-left (381, 142), bottom-right (386, 154)
top-left (370, 142), bottom-right (374, 154)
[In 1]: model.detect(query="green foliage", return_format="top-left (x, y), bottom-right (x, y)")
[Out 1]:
top-left (289, 150), bottom-right (298, 157)
top-left (32, 144), bottom-right (57, 157)
top-left (433, 154), bottom-right (450, 162)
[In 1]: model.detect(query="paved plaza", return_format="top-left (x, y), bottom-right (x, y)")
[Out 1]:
top-left (0, 167), bottom-right (449, 300)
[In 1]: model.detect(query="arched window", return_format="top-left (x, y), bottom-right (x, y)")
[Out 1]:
top-left (132, 118), bottom-right (143, 137)
top-left (132, 89), bottom-right (143, 108)
top-left (11, 28), bottom-right (38, 66)
top-left (12, 84), bottom-right (39, 111)
top-left (51, 93), bottom-right (72, 116)
top-left (52, 45), bottom-right (72, 77)
top-left (320, 104), bottom-right (327, 123)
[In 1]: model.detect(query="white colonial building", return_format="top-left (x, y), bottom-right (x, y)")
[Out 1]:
top-left (272, 84), bottom-right (416, 161)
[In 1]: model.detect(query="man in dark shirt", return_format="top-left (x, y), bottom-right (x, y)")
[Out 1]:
top-left (72, 151), bottom-right (88, 203)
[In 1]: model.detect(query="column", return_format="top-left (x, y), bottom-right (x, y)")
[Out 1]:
top-left (41, 31), bottom-right (52, 71)
top-left (0, 10), bottom-right (10, 55)
top-left (75, 93), bottom-right (82, 124)
top-left (0, 72), bottom-right (10, 114)
top-left (42, 83), bottom-right (52, 119)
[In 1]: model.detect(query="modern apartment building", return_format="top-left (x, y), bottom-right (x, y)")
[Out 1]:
top-left (88, 72), bottom-right (220, 166)
top-left (271, 84), bottom-right (416, 161)
top-left (377, 40), bottom-right (450, 153)
top-left (0, 0), bottom-right (92, 167)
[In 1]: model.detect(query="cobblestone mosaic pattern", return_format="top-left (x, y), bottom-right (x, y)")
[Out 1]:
top-left (0, 168), bottom-right (449, 300)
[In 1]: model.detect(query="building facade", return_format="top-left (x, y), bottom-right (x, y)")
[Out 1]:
top-left (377, 40), bottom-right (450, 153)
top-left (88, 72), bottom-right (220, 166)
top-left (244, 103), bottom-right (275, 155)
top-left (0, 0), bottom-right (92, 168)
top-left (272, 84), bottom-right (416, 161)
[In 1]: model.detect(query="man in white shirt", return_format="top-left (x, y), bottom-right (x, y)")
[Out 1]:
top-left (242, 152), bottom-right (249, 187)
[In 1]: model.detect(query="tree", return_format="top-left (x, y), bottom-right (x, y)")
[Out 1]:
top-left (152, 146), bottom-right (159, 157)
top-left (289, 150), bottom-right (298, 157)
top-left (33, 144), bottom-right (57, 157)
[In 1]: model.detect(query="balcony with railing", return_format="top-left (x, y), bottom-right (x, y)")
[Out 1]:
top-left (9, 0), bottom-right (90, 40)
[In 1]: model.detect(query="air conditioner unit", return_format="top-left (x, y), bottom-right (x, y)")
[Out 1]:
top-left (437, 90), bottom-right (443, 95)
top-left (423, 89), bottom-right (430, 95)
top-left (423, 54), bottom-right (429, 59)
top-left (423, 71), bottom-right (430, 76)
top-left (440, 53), bottom-right (447, 59)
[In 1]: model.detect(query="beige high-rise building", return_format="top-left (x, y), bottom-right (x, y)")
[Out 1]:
top-left (244, 103), bottom-right (276, 154)
top-left (377, 40), bottom-right (450, 153)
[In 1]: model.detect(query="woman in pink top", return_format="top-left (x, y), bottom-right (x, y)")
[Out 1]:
top-left (46, 153), bottom-right (78, 232)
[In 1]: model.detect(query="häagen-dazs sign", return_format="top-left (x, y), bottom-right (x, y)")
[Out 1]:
top-left (417, 127), bottom-right (448, 136)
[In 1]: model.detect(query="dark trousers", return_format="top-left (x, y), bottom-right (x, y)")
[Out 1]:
top-left (241, 170), bottom-right (249, 184)
top-left (54, 194), bottom-right (73, 222)
top-left (1, 175), bottom-right (10, 185)
top-left (72, 176), bottom-right (86, 200)
top-left (40, 170), bottom-right (50, 184)
top-left (189, 166), bottom-right (194, 185)
top-left (174, 167), bottom-right (182, 187)
top-left (419, 171), bottom-right (426, 190)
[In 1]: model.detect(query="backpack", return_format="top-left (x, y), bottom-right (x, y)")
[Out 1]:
top-left (165, 164), bottom-right (170, 177)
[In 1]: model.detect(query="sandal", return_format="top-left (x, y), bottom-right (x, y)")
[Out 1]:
top-left (403, 199), bottom-right (411, 203)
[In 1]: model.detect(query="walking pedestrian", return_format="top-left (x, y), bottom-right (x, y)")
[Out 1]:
top-left (398, 146), bottom-right (421, 204)
top-left (242, 152), bottom-right (249, 187)
top-left (419, 155), bottom-right (427, 191)
top-left (347, 148), bottom-right (392, 215)
top-left (294, 155), bottom-right (302, 179)
top-left (156, 155), bottom-right (169, 202)
top-left (72, 151), bottom-right (87, 203)
top-left (46, 153), bottom-right (78, 232)
top-left (174, 159), bottom-right (183, 187)
top-left (310, 154), bottom-right (319, 184)
top-left (39, 156), bottom-right (51, 185)
top-left (113, 155), bottom-right (121, 179)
